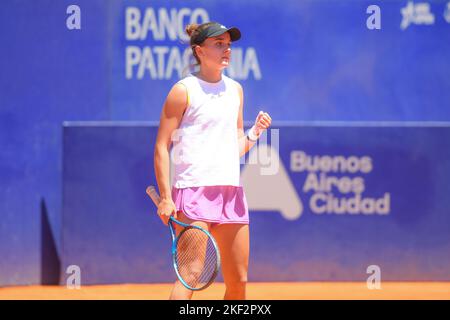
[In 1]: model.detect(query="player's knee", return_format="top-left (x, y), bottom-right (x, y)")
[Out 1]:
top-left (227, 276), bottom-right (247, 290)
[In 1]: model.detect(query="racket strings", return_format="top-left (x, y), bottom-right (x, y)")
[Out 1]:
top-left (175, 228), bottom-right (218, 289)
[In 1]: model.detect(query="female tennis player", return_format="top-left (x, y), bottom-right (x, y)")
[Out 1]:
top-left (154, 21), bottom-right (272, 300)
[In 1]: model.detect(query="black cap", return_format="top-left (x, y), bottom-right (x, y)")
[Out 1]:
top-left (193, 22), bottom-right (241, 44)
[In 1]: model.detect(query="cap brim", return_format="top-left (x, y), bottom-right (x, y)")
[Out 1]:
top-left (226, 27), bottom-right (241, 41)
top-left (209, 26), bottom-right (241, 42)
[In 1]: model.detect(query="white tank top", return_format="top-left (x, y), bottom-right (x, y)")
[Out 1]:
top-left (170, 73), bottom-right (241, 188)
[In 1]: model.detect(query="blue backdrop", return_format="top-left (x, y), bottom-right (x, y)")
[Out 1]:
top-left (1, 0), bottom-right (449, 285)
top-left (61, 123), bottom-right (450, 283)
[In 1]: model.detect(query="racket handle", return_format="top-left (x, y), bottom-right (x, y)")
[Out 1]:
top-left (146, 185), bottom-right (161, 206)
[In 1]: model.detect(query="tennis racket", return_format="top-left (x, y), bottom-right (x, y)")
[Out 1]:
top-left (146, 185), bottom-right (220, 291)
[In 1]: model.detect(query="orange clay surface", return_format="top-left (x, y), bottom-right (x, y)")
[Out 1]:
top-left (1, 282), bottom-right (449, 300)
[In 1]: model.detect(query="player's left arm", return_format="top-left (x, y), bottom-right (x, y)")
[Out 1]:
top-left (236, 82), bottom-right (272, 157)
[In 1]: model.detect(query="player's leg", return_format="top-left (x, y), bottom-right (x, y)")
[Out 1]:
top-left (169, 210), bottom-right (211, 300)
top-left (212, 223), bottom-right (249, 300)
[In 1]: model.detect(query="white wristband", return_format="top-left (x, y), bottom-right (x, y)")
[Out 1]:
top-left (247, 126), bottom-right (260, 142)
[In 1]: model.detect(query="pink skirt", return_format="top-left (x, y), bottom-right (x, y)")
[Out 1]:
top-left (171, 185), bottom-right (249, 225)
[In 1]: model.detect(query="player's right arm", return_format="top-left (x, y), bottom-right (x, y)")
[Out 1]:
top-left (154, 83), bottom-right (188, 225)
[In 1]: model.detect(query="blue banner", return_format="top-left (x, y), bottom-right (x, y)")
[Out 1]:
top-left (110, 0), bottom-right (450, 121)
top-left (61, 123), bottom-right (450, 283)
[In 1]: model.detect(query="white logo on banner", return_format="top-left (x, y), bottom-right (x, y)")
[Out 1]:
top-left (124, 7), bottom-right (262, 80)
top-left (241, 143), bottom-right (303, 220)
top-left (291, 150), bottom-right (391, 216)
top-left (444, 2), bottom-right (450, 23)
top-left (238, 145), bottom-right (391, 220)
top-left (400, 1), bottom-right (435, 30)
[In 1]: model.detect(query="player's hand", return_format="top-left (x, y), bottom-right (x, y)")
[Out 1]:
top-left (253, 111), bottom-right (272, 136)
top-left (157, 198), bottom-right (177, 225)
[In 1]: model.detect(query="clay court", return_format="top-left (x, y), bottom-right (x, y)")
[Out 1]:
top-left (2, 1), bottom-right (450, 303)
top-left (1, 282), bottom-right (449, 300)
